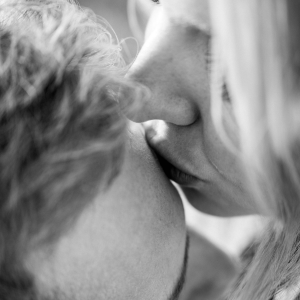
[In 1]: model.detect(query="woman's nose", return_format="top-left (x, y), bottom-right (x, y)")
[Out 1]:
top-left (126, 33), bottom-right (199, 126)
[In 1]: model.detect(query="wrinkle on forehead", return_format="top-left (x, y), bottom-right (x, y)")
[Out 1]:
top-left (163, 0), bottom-right (211, 34)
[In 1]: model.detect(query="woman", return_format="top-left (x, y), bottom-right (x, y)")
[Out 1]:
top-left (128, 0), bottom-right (300, 299)
top-left (0, 1), bottom-right (187, 299)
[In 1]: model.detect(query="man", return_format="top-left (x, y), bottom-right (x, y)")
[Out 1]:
top-left (0, 1), bottom-right (188, 299)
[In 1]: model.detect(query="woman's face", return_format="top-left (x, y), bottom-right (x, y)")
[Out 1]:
top-left (27, 121), bottom-right (187, 300)
top-left (128, 0), bottom-right (258, 216)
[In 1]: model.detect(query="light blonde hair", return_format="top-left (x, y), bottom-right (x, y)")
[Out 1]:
top-left (210, 0), bottom-right (300, 299)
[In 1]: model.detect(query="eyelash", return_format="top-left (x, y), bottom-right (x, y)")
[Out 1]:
top-left (206, 40), bottom-right (231, 103)
top-left (151, 0), bottom-right (160, 4)
top-left (222, 82), bottom-right (231, 103)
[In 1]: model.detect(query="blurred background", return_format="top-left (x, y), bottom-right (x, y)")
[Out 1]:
top-left (78, 0), bottom-right (131, 39)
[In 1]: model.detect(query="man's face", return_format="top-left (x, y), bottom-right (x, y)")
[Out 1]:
top-left (27, 122), bottom-right (187, 300)
top-left (128, 0), bottom-right (258, 216)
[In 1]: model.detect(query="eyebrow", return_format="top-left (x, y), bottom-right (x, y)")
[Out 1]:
top-left (167, 235), bottom-right (190, 300)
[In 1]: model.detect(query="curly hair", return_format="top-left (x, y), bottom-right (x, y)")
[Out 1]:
top-left (0, 1), bottom-right (136, 299)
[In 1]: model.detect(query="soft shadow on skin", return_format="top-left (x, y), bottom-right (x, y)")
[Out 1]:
top-left (179, 228), bottom-right (238, 300)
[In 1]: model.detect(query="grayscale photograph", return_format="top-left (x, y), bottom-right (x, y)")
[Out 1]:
top-left (0, 1), bottom-right (298, 300)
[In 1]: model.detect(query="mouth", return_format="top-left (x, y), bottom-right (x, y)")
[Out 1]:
top-left (153, 149), bottom-right (199, 187)
top-left (143, 121), bottom-right (204, 187)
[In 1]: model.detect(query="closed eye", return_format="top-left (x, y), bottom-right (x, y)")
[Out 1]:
top-left (222, 82), bottom-right (231, 103)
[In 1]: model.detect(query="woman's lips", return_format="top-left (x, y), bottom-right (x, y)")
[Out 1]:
top-left (154, 151), bottom-right (199, 186)
top-left (143, 121), bottom-right (204, 186)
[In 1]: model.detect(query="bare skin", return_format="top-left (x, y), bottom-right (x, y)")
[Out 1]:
top-left (179, 228), bottom-right (237, 300)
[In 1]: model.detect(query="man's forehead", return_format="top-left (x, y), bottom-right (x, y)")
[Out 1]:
top-left (162, 0), bottom-right (210, 33)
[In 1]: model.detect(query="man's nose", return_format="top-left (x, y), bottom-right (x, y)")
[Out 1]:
top-left (126, 35), bottom-right (199, 126)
